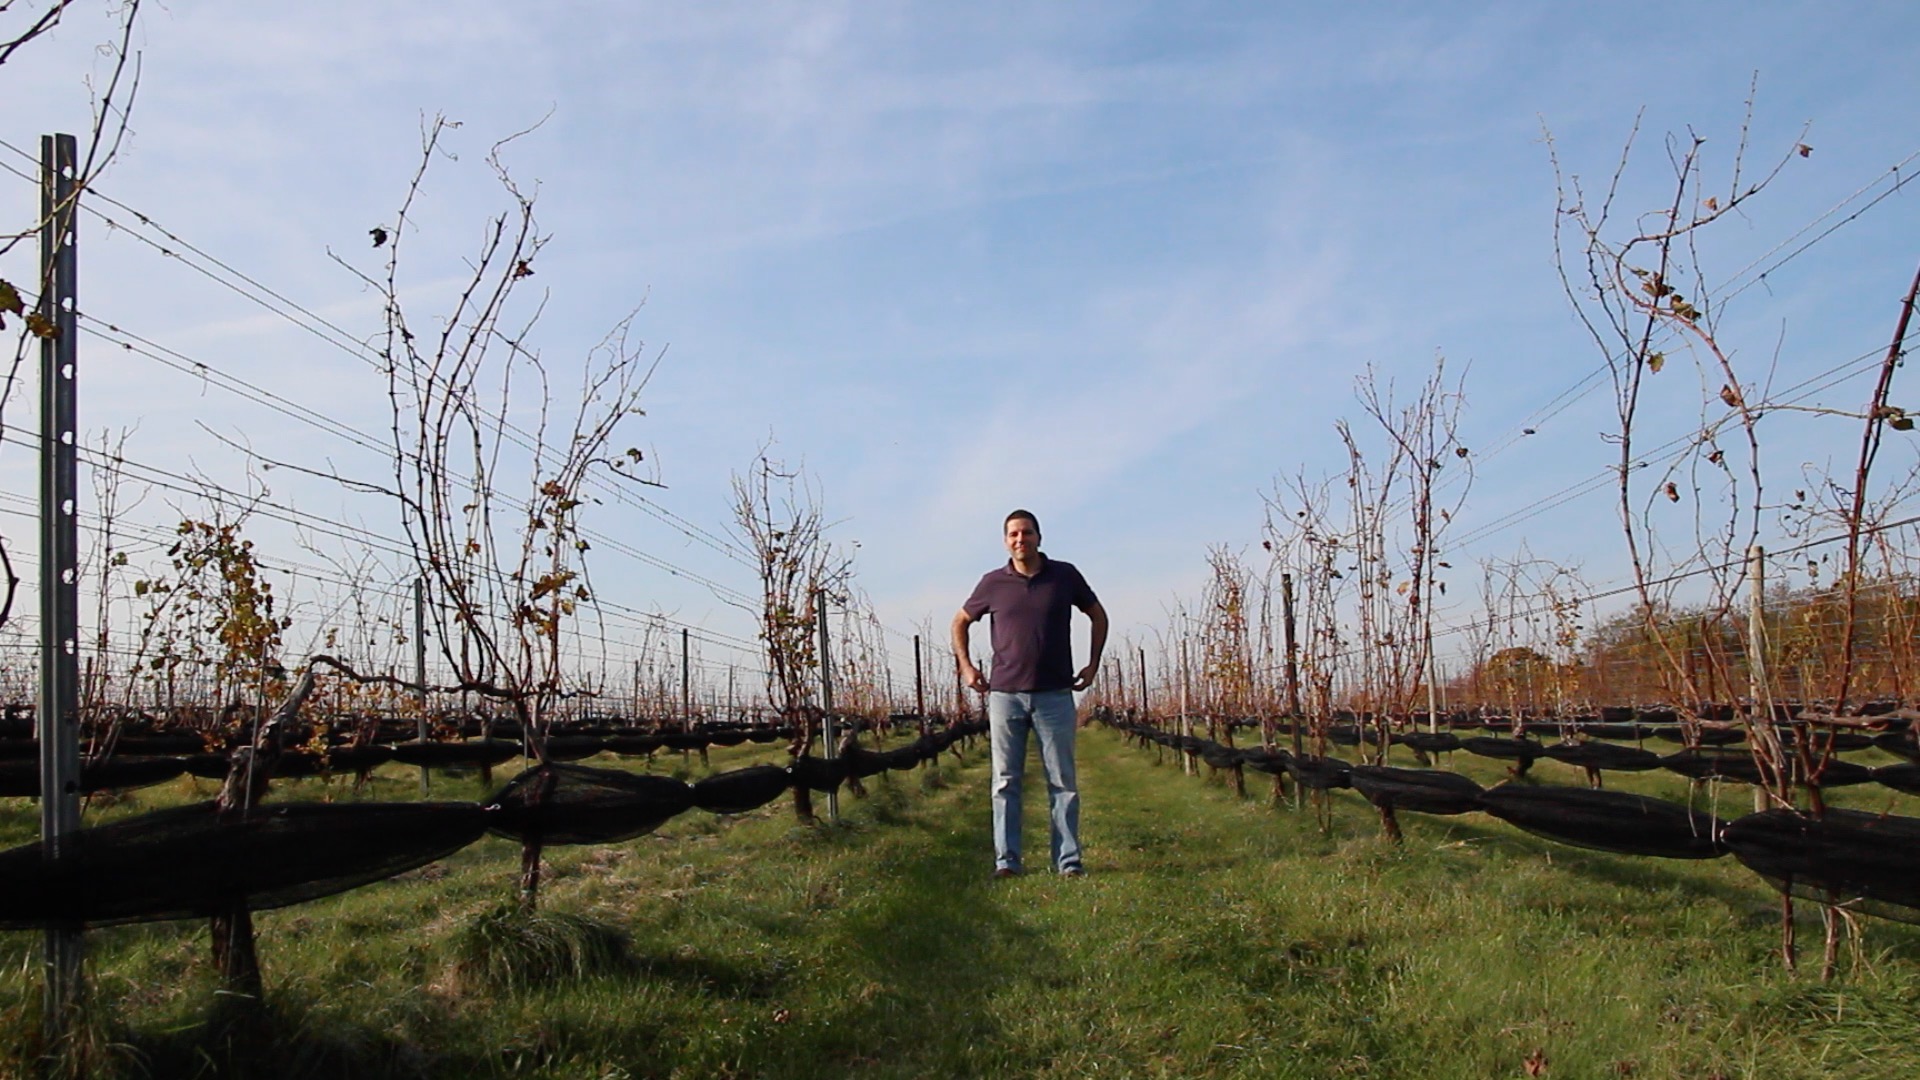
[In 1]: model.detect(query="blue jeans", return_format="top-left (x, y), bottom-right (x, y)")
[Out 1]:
top-left (987, 690), bottom-right (1081, 873)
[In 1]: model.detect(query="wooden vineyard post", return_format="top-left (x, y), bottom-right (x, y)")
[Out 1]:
top-left (684, 628), bottom-right (706, 767)
top-left (954, 647), bottom-right (965, 724)
top-left (1136, 646), bottom-right (1148, 720)
top-left (1179, 639), bottom-right (1194, 776)
top-left (415, 578), bottom-right (429, 795)
top-left (914, 635), bottom-right (930, 761)
top-left (817, 592), bottom-right (839, 823)
top-left (1282, 573), bottom-right (1302, 754)
top-left (1747, 545), bottom-right (1772, 815)
top-left (1282, 572), bottom-right (1303, 810)
top-left (1140, 647), bottom-right (1161, 766)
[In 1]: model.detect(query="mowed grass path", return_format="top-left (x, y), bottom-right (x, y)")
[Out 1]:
top-left (5, 727), bottom-right (1920, 1078)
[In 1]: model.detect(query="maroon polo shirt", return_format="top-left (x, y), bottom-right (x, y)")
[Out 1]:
top-left (963, 556), bottom-right (1099, 693)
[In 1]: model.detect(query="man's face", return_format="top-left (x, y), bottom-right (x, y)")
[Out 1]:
top-left (1004, 517), bottom-right (1040, 561)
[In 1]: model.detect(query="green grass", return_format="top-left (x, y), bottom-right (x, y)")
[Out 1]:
top-left (3, 732), bottom-right (1920, 1078)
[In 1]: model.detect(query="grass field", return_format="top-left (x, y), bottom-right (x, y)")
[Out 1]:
top-left (3, 728), bottom-right (1919, 1079)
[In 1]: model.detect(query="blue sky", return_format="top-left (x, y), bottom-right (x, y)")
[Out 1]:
top-left (4, 1), bottom-right (1918, 700)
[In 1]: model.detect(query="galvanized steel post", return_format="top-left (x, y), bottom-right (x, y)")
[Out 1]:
top-left (38, 131), bottom-right (84, 1041)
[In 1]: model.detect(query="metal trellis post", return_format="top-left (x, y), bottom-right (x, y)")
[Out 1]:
top-left (38, 132), bottom-right (84, 1043)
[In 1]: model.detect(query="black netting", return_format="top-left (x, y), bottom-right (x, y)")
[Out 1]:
top-left (1660, 748), bottom-right (1761, 783)
top-left (1479, 784), bottom-right (1725, 859)
top-left (0, 756), bottom-right (189, 797)
top-left (1571, 723), bottom-right (1648, 741)
top-left (788, 754), bottom-right (849, 793)
top-left (1660, 749), bottom-right (1875, 788)
top-left (85, 756), bottom-right (190, 792)
top-left (1395, 732), bottom-right (1462, 753)
top-left (1285, 755), bottom-right (1352, 790)
top-left (1349, 765), bottom-right (1483, 815)
top-left (1541, 742), bottom-right (1663, 772)
top-left (183, 754), bottom-right (230, 779)
top-left (336, 744), bottom-right (399, 771)
top-left (546, 735), bottom-right (611, 761)
top-left (113, 734), bottom-right (207, 755)
top-left (840, 746), bottom-right (892, 779)
top-left (1780, 729), bottom-right (1875, 753)
top-left (1805, 759), bottom-right (1878, 787)
top-left (0, 800), bottom-right (490, 929)
top-left (880, 745), bottom-right (926, 771)
top-left (1874, 763), bottom-right (1920, 795)
top-left (485, 763), bottom-right (693, 845)
top-left (605, 734), bottom-right (666, 755)
top-left (1721, 808), bottom-right (1920, 924)
top-left (1462, 736), bottom-right (1543, 763)
top-left (1199, 743), bottom-right (1243, 770)
top-left (1682, 726), bottom-right (1748, 747)
top-left (690, 765), bottom-right (793, 814)
top-left (273, 745), bottom-right (396, 777)
top-left (1873, 730), bottom-right (1920, 762)
top-left (1240, 748), bottom-right (1291, 775)
top-left (389, 739), bottom-right (523, 768)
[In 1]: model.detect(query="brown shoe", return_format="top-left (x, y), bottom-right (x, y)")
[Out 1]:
top-left (992, 867), bottom-right (1020, 879)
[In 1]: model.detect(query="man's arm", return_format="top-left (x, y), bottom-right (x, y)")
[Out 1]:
top-left (1072, 601), bottom-right (1109, 692)
top-left (951, 608), bottom-right (989, 693)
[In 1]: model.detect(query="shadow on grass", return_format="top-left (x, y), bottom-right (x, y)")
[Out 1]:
top-left (824, 781), bottom-right (1062, 1072)
top-left (114, 996), bottom-right (437, 1080)
top-left (1406, 811), bottom-right (1773, 920)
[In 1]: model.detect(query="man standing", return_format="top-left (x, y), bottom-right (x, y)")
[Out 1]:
top-left (952, 509), bottom-right (1108, 878)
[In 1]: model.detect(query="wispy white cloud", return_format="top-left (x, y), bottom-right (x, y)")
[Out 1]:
top-left (5, 0), bottom-right (1916, 690)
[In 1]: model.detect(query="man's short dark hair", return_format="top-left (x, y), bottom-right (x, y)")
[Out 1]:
top-left (1004, 509), bottom-right (1040, 536)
